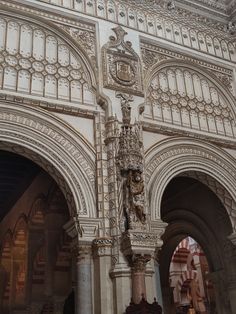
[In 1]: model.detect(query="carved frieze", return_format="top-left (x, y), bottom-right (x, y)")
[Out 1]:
top-left (141, 42), bottom-right (236, 140)
top-left (56, 22), bottom-right (96, 66)
top-left (102, 26), bottom-right (143, 96)
top-left (141, 41), bottom-right (234, 92)
top-left (0, 14), bottom-right (95, 105)
top-left (17, 0), bottom-right (236, 62)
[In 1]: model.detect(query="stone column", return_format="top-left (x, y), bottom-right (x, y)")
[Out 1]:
top-left (130, 255), bottom-right (149, 303)
top-left (153, 261), bottom-right (163, 308)
top-left (110, 262), bottom-right (131, 314)
top-left (93, 237), bottom-right (113, 314)
top-left (120, 230), bottom-right (162, 306)
top-left (76, 243), bottom-right (92, 314)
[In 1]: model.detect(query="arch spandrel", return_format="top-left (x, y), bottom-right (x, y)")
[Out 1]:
top-left (145, 137), bottom-right (236, 234)
top-left (144, 60), bottom-right (236, 139)
top-left (0, 13), bottom-right (97, 106)
top-left (0, 102), bottom-right (96, 219)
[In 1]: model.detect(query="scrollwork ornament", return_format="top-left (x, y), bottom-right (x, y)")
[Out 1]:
top-left (102, 26), bottom-right (143, 96)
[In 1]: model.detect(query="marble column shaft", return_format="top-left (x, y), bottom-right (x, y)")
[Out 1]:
top-left (130, 256), bottom-right (148, 304)
top-left (76, 244), bottom-right (92, 314)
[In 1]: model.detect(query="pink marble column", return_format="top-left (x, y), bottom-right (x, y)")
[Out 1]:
top-left (130, 256), bottom-right (149, 304)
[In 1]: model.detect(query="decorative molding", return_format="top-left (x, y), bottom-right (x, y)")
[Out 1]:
top-left (142, 56), bottom-right (236, 140)
top-left (145, 137), bottom-right (236, 226)
top-left (141, 41), bottom-right (234, 91)
top-left (55, 22), bottom-right (97, 67)
top-left (0, 4), bottom-right (98, 95)
top-left (0, 102), bottom-right (96, 218)
top-left (20, 0), bottom-right (236, 62)
top-left (180, 171), bottom-right (236, 232)
top-left (0, 93), bottom-right (98, 118)
top-left (102, 26), bottom-right (143, 96)
top-left (92, 237), bottom-right (113, 257)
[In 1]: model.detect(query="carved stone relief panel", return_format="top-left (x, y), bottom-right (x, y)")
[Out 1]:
top-left (27, 0), bottom-right (236, 62)
top-left (141, 42), bottom-right (234, 93)
top-left (146, 64), bottom-right (236, 138)
top-left (0, 15), bottom-right (95, 105)
top-left (102, 26), bottom-right (143, 96)
top-left (55, 22), bottom-right (96, 67)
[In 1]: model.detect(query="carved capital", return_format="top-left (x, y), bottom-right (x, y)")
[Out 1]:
top-left (92, 237), bottom-right (113, 257)
top-left (131, 255), bottom-right (151, 273)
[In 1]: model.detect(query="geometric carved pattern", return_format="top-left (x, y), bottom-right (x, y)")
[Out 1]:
top-left (34, 0), bottom-right (236, 62)
top-left (145, 138), bottom-right (236, 225)
top-left (147, 64), bottom-right (236, 137)
top-left (0, 16), bottom-right (94, 104)
top-left (0, 102), bottom-right (96, 217)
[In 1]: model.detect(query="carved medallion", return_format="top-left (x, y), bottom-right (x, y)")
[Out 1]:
top-left (102, 26), bottom-right (143, 96)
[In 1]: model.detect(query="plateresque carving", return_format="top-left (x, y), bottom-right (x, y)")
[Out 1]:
top-left (102, 26), bottom-right (143, 96)
top-left (116, 93), bottom-right (146, 229)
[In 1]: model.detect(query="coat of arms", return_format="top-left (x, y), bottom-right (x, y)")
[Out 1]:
top-left (102, 27), bottom-right (143, 96)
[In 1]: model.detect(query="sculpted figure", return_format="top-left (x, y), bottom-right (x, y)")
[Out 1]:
top-left (125, 170), bottom-right (146, 227)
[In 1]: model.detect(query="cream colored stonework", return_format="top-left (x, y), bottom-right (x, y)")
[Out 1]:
top-left (0, 0), bottom-right (236, 313)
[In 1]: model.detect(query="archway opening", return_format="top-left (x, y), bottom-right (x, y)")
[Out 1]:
top-left (0, 150), bottom-right (74, 314)
top-left (169, 236), bottom-right (215, 314)
top-left (159, 174), bottom-right (233, 314)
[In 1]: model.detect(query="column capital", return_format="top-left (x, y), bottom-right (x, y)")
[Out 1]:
top-left (71, 241), bottom-right (92, 262)
top-left (121, 230), bottom-right (159, 259)
top-left (92, 237), bottom-right (113, 257)
top-left (130, 255), bottom-right (151, 273)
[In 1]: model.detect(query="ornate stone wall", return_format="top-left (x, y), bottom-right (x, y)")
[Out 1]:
top-left (0, 0), bottom-right (236, 313)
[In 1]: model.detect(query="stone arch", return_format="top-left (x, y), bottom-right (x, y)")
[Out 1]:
top-left (145, 137), bottom-right (236, 234)
top-left (29, 196), bottom-right (46, 227)
top-left (0, 102), bottom-right (96, 218)
top-left (0, 9), bottom-right (97, 103)
top-left (144, 59), bottom-right (236, 138)
top-left (177, 270), bottom-right (198, 292)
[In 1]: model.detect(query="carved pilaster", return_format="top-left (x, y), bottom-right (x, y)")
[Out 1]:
top-left (73, 242), bottom-right (93, 314)
top-left (92, 237), bottom-right (113, 258)
top-left (92, 237), bottom-right (114, 313)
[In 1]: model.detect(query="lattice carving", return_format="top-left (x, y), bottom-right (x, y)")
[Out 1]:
top-left (146, 65), bottom-right (236, 137)
top-left (29, 0), bottom-right (236, 62)
top-left (0, 16), bottom-right (95, 104)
